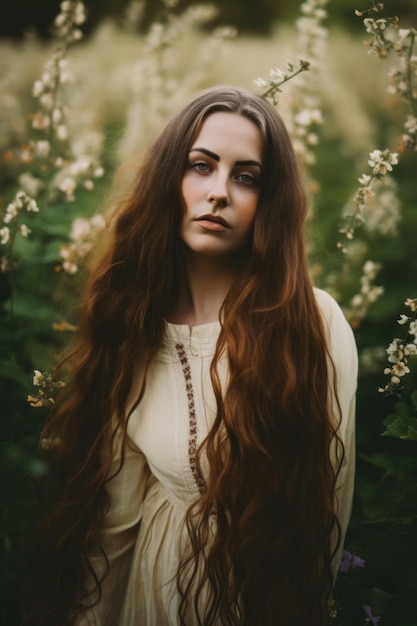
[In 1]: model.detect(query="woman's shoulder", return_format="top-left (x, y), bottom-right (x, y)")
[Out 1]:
top-left (313, 288), bottom-right (353, 336)
top-left (313, 287), bottom-right (345, 322)
top-left (313, 287), bottom-right (358, 382)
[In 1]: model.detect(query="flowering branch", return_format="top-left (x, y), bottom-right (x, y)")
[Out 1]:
top-left (0, 2), bottom-right (102, 365)
top-left (28, 369), bottom-right (65, 408)
top-left (255, 60), bottom-right (310, 104)
top-left (337, 149), bottom-right (398, 251)
top-left (30, 1), bottom-right (87, 164)
top-left (343, 260), bottom-right (384, 328)
top-left (255, 0), bottom-right (328, 167)
top-left (60, 214), bottom-right (106, 274)
top-left (378, 298), bottom-right (417, 396)
top-left (356, 2), bottom-right (417, 149)
top-left (0, 192), bottom-right (40, 358)
top-left (0, 192), bottom-right (39, 270)
top-left (2, 0), bottom-right (105, 212)
top-left (338, 2), bottom-right (416, 251)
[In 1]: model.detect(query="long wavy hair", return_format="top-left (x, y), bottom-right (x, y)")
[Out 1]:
top-left (27, 86), bottom-right (342, 626)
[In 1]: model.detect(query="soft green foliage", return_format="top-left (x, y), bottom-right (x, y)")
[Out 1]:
top-left (1, 1), bottom-right (417, 625)
top-left (382, 391), bottom-right (417, 440)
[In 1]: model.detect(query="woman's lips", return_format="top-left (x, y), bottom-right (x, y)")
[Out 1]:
top-left (195, 214), bottom-right (230, 232)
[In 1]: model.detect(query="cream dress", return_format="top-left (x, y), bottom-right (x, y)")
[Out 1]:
top-left (76, 288), bottom-right (358, 626)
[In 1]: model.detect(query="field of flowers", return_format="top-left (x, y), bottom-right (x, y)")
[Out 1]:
top-left (1, 1), bottom-right (416, 624)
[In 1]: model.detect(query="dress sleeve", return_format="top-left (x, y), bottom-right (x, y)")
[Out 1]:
top-left (74, 434), bottom-right (152, 625)
top-left (314, 288), bottom-right (358, 579)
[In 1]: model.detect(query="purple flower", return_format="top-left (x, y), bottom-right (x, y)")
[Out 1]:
top-left (339, 550), bottom-right (352, 573)
top-left (352, 553), bottom-right (366, 568)
top-left (339, 549), bottom-right (366, 573)
top-left (363, 605), bottom-right (380, 625)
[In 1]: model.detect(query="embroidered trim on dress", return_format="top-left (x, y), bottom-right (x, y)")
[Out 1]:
top-left (175, 343), bottom-right (206, 495)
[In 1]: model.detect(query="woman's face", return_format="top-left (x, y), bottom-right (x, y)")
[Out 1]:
top-left (180, 112), bottom-right (262, 258)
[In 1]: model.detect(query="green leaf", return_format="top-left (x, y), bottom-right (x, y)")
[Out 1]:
top-left (382, 401), bottom-right (417, 441)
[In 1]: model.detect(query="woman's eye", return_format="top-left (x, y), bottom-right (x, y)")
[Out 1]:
top-left (191, 161), bottom-right (210, 173)
top-left (237, 173), bottom-right (256, 186)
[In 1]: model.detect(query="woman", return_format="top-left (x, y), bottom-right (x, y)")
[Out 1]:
top-left (30, 86), bottom-right (357, 626)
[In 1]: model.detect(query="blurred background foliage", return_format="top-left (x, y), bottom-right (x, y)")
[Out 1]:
top-left (2, 0), bottom-right (417, 38)
top-left (1, 1), bottom-right (417, 625)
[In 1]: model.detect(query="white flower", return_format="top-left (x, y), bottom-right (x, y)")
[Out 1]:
top-left (405, 298), bottom-right (417, 312)
top-left (397, 314), bottom-right (410, 325)
top-left (35, 140), bottom-right (51, 157)
top-left (90, 214), bottom-right (105, 229)
top-left (59, 59), bottom-right (74, 84)
top-left (404, 115), bottom-right (417, 133)
top-left (32, 113), bottom-right (50, 130)
top-left (59, 177), bottom-right (77, 199)
top-left (52, 108), bottom-right (62, 124)
top-left (269, 68), bottom-right (286, 82)
top-left (40, 93), bottom-right (54, 110)
top-left (70, 28), bottom-right (83, 42)
top-left (363, 260), bottom-right (379, 276)
top-left (15, 192), bottom-right (26, 207)
top-left (364, 18), bottom-right (387, 34)
top-left (74, 3), bottom-right (87, 25)
top-left (70, 156), bottom-right (91, 175)
top-left (295, 108), bottom-right (323, 126)
top-left (33, 370), bottom-right (44, 386)
top-left (387, 339), bottom-right (404, 363)
top-left (71, 218), bottom-right (91, 241)
top-left (20, 224), bottom-right (31, 237)
top-left (56, 125), bottom-right (68, 141)
top-left (0, 227), bottom-right (10, 245)
top-left (4, 203), bottom-right (18, 224)
top-left (391, 362), bottom-right (410, 377)
top-left (41, 70), bottom-right (53, 88)
top-left (368, 149), bottom-right (398, 175)
top-left (368, 149), bottom-right (382, 164)
top-left (20, 148), bottom-right (32, 163)
top-left (19, 172), bottom-right (44, 197)
top-left (55, 13), bottom-right (67, 28)
top-left (93, 166), bottom-right (104, 178)
top-left (26, 198), bottom-right (39, 213)
top-left (358, 174), bottom-right (371, 186)
top-left (398, 29), bottom-right (411, 40)
top-left (254, 78), bottom-right (268, 89)
top-left (63, 260), bottom-right (78, 274)
top-left (32, 80), bottom-right (44, 97)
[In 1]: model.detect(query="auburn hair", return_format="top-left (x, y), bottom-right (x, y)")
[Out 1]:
top-left (27, 86), bottom-right (342, 626)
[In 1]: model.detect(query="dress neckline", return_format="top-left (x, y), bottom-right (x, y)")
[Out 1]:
top-left (163, 319), bottom-right (221, 342)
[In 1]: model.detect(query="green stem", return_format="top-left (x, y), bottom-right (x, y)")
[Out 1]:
top-left (406, 31), bottom-right (417, 116)
top-left (261, 63), bottom-right (310, 101)
top-left (5, 220), bottom-right (20, 365)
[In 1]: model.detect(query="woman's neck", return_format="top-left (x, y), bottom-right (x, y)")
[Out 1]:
top-left (167, 249), bottom-right (240, 327)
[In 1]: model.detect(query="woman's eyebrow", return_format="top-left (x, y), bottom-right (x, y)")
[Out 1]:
top-left (190, 147), bottom-right (262, 169)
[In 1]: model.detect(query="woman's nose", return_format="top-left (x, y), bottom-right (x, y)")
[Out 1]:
top-left (207, 175), bottom-right (229, 208)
